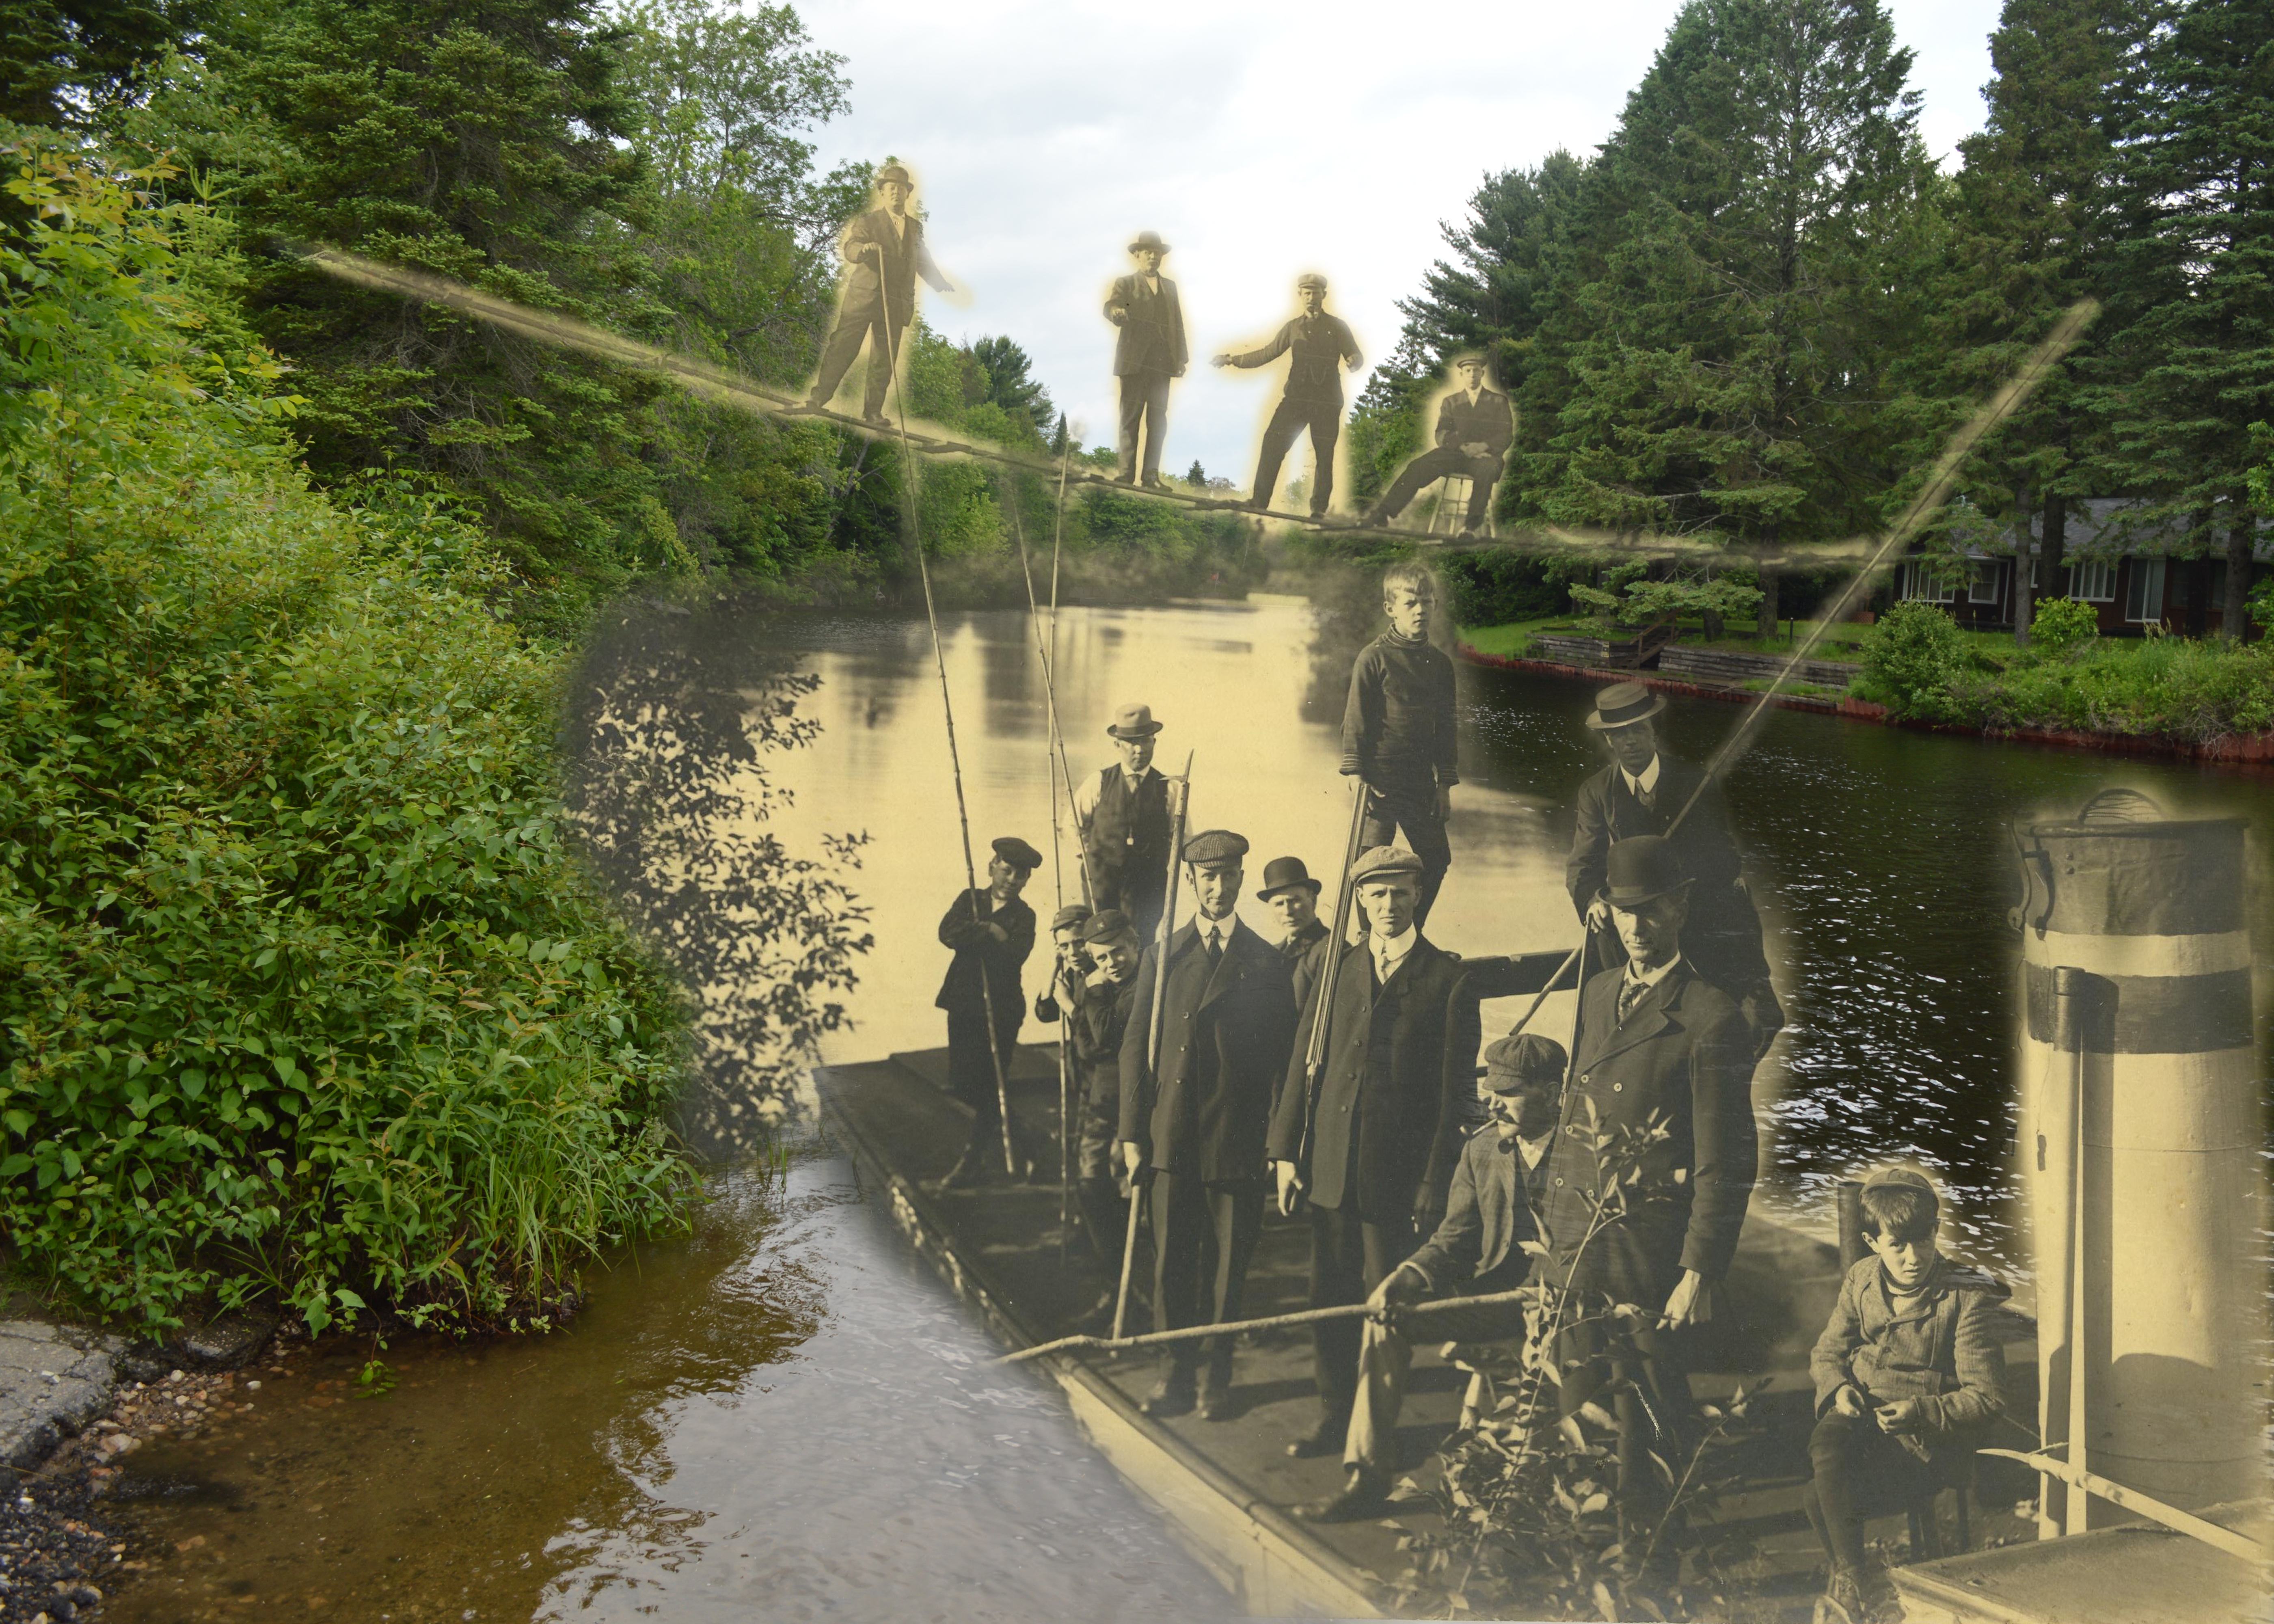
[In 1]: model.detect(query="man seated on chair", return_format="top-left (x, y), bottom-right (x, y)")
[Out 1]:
top-left (1805, 1167), bottom-right (2008, 1624)
top-left (1299, 1032), bottom-right (1566, 1522)
top-left (1360, 354), bottom-right (1512, 536)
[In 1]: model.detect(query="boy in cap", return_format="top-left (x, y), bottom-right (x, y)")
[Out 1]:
top-left (1212, 272), bottom-right (1363, 517)
top-left (1060, 910), bottom-right (1146, 1315)
top-left (1118, 830), bottom-right (1299, 1419)
top-left (1073, 703), bottom-right (1173, 942)
top-left (1032, 903), bottom-right (1095, 1024)
top-left (935, 836), bottom-right (1042, 1189)
top-left (1104, 231), bottom-right (1188, 487)
top-left (804, 162), bottom-right (955, 425)
top-left (1305, 1032), bottom-right (1567, 1521)
top-left (1341, 561), bottom-right (1459, 924)
top-left (1268, 844), bottom-right (1477, 1462)
top-left (1805, 1168), bottom-right (2008, 1624)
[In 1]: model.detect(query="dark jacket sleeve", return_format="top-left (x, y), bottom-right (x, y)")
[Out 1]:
top-left (1168, 286), bottom-right (1188, 371)
top-left (1478, 393), bottom-right (1514, 456)
top-left (1919, 1286), bottom-right (2006, 1437)
top-left (1419, 955), bottom-right (1479, 1206)
top-left (1004, 903), bottom-right (1036, 975)
top-left (1332, 316), bottom-right (1363, 366)
top-left (1431, 648), bottom-right (1460, 787)
top-left (1432, 393), bottom-right (1460, 449)
top-left (939, 890), bottom-right (988, 950)
top-left (1566, 773), bottom-right (1611, 917)
top-left (1103, 275), bottom-right (1130, 324)
top-left (1118, 946), bottom-right (1158, 1146)
top-left (1226, 320), bottom-right (1295, 369)
top-left (1269, 965), bottom-right (1328, 1163)
top-left (1405, 1139), bottom-right (1488, 1290)
top-left (1339, 644), bottom-right (1383, 781)
top-left (1811, 1264), bottom-right (1867, 1415)
top-left (1679, 993), bottom-right (1760, 1280)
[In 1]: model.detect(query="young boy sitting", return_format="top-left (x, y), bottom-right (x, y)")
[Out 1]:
top-left (1805, 1167), bottom-right (2009, 1624)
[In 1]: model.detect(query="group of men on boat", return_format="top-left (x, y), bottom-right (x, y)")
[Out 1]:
top-left (931, 560), bottom-right (1793, 1527)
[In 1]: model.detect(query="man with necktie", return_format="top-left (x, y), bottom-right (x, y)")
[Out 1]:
top-left (1213, 272), bottom-right (1364, 517)
top-left (803, 162), bottom-right (954, 425)
top-left (1073, 702), bottom-right (1174, 943)
top-left (1104, 231), bottom-right (1188, 488)
top-left (1268, 846), bottom-right (1477, 1461)
top-left (1565, 682), bottom-right (1783, 1063)
top-left (1361, 354), bottom-right (1514, 536)
top-left (1538, 835), bottom-right (1758, 1533)
top-left (1117, 831), bottom-right (1299, 1420)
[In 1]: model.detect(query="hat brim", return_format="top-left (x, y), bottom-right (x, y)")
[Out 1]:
top-left (1585, 694), bottom-right (1667, 730)
top-left (1128, 240), bottom-right (1169, 254)
top-left (1603, 879), bottom-right (1691, 907)
top-left (1255, 879), bottom-right (1323, 901)
top-left (1106, 721), bottom-right (1164, 738)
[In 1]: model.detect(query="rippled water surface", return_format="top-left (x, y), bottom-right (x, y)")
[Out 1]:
top-left (101, 594), bottom-right (2271, 1620)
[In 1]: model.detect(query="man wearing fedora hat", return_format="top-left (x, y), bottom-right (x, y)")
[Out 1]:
top-left (1303, 1031), bottom-right (1568, 1521)
top-left (1118, 830), bottom-right (1298, 1419)
top-left (1073, 703), bottom-right (1174, 942)
top-left (935, 836), bottom-right (1043, 1188)
top-left (803, 162), bottom-right (954, 425)
top-left (1566, 681), bottom-right (1782, 1061)
top-left (1539, 834), bottom-right (1758, 1524)
top-left (1105, 232), bottom-right (1188, 488)
top-left (1257, 855), bottom-right (1329, 1009)
top-left (1268, 845), bottom-right (1478, 1461)
top-left (1213, 273), bottom-right (1363, 517)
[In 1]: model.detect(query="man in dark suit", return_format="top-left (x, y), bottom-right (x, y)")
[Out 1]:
top-left (1303, 1032), bottom-right (1567, 1520)
top-left (803, 163), bottom-right (954, 425)
top-left (1105, 231), bottom-right (1188, 488)
top-left (1361, 355), bottom-right (1514, 535)
top-left (1268, 846), bottom-right (1478, 1459)
top-left (1539, 835), bottom-right (1759, 1526)
top-left (1073, 702), bottom-right (1174, 943)
top-left (1213, 272), bottom-right (1363, 517)
top-left (935, 836), bottom-right (1042, 1189)
top-left (1257, 855), bottom-right (1329, 1008)
top-left (1564, 682), bottom-right (1783, 1060)
top-left (1118, 830), bottom-right (1299, 1419)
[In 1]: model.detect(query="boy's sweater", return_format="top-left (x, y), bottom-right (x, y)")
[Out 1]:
top-left (1339, 630), bottom-right (1459, 793)
top-left (1810, 1253), bottom-right (2009, 1475)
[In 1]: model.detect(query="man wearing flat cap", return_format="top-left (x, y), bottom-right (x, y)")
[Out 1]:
top-left (1304, 1032), bottom-right (1567, 1520)
top-left (1118, 830), bottom-right (1299, 1419)
top-left (1213, 273), bottom-right (1364, 517)
top-left (1361, 354), bottom-right (1513, 536)
top-left (1257, 856), bottom-right (1330, 1014)
top-left (1539, 834), bottom-right (1758, 1525)
top-left (1268, 844), bottom-right (1478, 1462)
top-left (804, 162), bottom-right (955, 426)
top-left (935, 835), bottom-right (1042, 1188)
top-left (1073, 703), bottom-right (1174, 943)
top-left (1105, 231), bottom-right (1188, 488)
top-left (1565, 681), bottom-right (1782, 1064)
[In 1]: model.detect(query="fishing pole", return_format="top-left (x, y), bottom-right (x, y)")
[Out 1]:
top-left (1114, 750), bottom-right (1193, 1342)
top-left (1288, 773), bottom-right (1372, 1196)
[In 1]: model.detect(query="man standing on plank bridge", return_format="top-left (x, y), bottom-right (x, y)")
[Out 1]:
top-left (1213, 272), bottom-right (1363, 518)
top-left (802, 162), bottom-right (954, 426)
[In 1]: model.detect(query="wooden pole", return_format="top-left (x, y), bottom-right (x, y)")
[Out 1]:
top-left (1113, 752), bottom-right (1192, 1341)
top-left (1294, 775), bottom-right (1373, 1175)
top-left (1003, 1286), bottom-right (1534, 1367)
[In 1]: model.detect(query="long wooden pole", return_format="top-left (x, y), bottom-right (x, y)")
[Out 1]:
top-left (872, 246), bottom-right (1019, 1177)
top-left (1004, 1285), bottom-right (1534, 1367)
top-left (1294, 775), bottom-right (1372, 1175)
top-left (1113, 752), bottom-right (1192, 1341)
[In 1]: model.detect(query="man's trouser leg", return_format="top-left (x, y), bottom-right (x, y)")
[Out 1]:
top-left (1307, 406), bottom-right (1342, 514)
top-left (1118, 372), bottom-right (1171, 479)
top-left (1116, 375), bottom-right (1147, 479)
top-left (809, 300), bottom-right (881, 406)
top-left (1074, 1080), bottom-right (1126, 1270)
top-left (1460, 455), bottom-right (1503, 530)
top-left (1151, 1170), bottom-right (1208, 1386)
top-left (1308, 1206), bottom-right (1415, 1428)
top-left (1137, 373), bottom-right (1173, 480)
top-left (1369, 447), bottom-right (1463, 522)
top-left (1558, 1317), bottom-right (1695, 1535)
top-left (1200, 1180), bottom-right (1265, 1384)
top-left (1806, 1410), bottom-right (1931, 1574)
top-left (1250, 398), bottom-right (1310, 509)
top-left (1122, 862), bottom-right (1167, 946)
top-left (946, 1004), bottom-right (1019, 1166)
top-left (1361, 783), bottom-right (1452, 924)
top-left (860, 312), bottom-right (908, 418)
top-left (1347, 1295), bottom-right (1525, 1474)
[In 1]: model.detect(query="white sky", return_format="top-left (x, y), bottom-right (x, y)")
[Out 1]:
top-left (799, 0), bottom-right (2004, 480)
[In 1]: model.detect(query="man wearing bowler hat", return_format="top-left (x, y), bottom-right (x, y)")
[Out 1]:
top-left (1118, 831), bottom-right (1299, 1419)
top-left (1257, 855), bottom-right (1330, 1009)
top-left (1104, 231), bottom-right (1188, 488)
top-left (1540, 834), bottom-right (1758, 1529)
top-left (935, 836), bottom-right (1043, 1188)
top-left (1566, 681), bottom-right (1782, 1062)
top-left (1073, 703), bottom-right (1174, 943)
top-left (1213, 272), bottom-right (1364, 517)
top-left (1268, 845), bottom-right (1477, 1462)
top-left (1305, 1031), bottom-right (1567, 1520)
top-left (803, 162), bottom-right (955, 425)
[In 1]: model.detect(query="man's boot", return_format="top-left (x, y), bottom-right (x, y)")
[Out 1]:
top-left (1140, 1355), bottom-right (1197, 1419)
top-left (1301, 1465), bottom-right (1390, 1523)
top-left (1198, 1346), bottom-right (1237, 1421)
top-left (1285, 1406), bottom-right (1348, 1458)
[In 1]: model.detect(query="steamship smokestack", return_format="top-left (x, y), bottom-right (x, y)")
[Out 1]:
top-left (2013, 788), bottom-right (2268, 1534)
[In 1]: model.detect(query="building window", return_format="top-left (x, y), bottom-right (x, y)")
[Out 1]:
top-left (2068, 558), bottom-right (2116, 602)
top-left (2124, 556), bottom-right (2168, 624)
top-left (1967, 560), bottom-right (2002, 604)
top-left (1902, 561), bottom-right (1958, 603)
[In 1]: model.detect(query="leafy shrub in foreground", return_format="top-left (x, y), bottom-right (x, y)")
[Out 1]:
top-left (0, 145), bottom-right (694, 1332)
top-left (2027, 595), bottom-right (2100, 657)
top-left (1856, 600), bottom-right (1974, 721)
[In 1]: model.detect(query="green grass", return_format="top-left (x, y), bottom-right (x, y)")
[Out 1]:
top-left (1457, 617), bottom-right (1584, 659)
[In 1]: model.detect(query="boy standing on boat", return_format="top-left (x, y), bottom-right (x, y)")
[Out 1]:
top-left (1032, 903), bottom-right (1094, 1024)
top-left (1073, 703), bottom-right (1174, 943)
top-left (1565, 681), bottom-right (1783, 1063)
top-left (1303, 1032), bottom-right (1566, 1522)
top-left (1268, 846), bottom-right (1477, 1462)
top-left (1805, 1168), bottom-right (2007, 1624)
top-left (935, 836), bottom-right (1043, 1190)
top-left (1341, 562), bottom-right (1459, 924)
top-left (1117, 831), bottom-right (1299, 1421)
top-left (1044, 910), bottom-right (1145, 1302)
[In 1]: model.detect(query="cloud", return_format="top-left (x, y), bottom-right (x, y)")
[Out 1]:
top-left (798, 0), bottom-right (1998, 480)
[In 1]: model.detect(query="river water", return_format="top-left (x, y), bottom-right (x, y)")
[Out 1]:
top-left (101, 592), bottom-right (2271, 1622)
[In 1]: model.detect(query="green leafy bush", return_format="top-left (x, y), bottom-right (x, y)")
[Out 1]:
top-left (0, 145), bottom-right (698, 1332)
top-left (1856, 600), bottom-right (1974, 721)
top-left (2028, 595), bottom-right (2100, 657)
top-left (1441, 549), bottom-right (1569, 626)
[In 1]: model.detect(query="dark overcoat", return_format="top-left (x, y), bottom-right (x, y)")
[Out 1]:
top-left (836, 207), bottom-right (947, 322)
top-left (1564, 754), bottom-right (1782, 1034)
top-left (1267, 936), bottom-right (1477, 1219)
top-left (1402, 1127), bottom-right (1552, 1295)
top-left (1538, 960), bottom-right (1757, 1310)
top-left (1105, 274), bottom-right (1188, 376)
top-left (1118, 919), bottom-right (1298, 1184)
top-left (934, 889), bottom-right (1034, 1034)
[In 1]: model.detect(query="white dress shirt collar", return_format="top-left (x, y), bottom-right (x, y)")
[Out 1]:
top-left (1623, 951), bottom-right (1684, 996)
top-left (1370, 925), bottom-right (1417, 981)
top-left (1620, 754), bottom-right (1663, 798)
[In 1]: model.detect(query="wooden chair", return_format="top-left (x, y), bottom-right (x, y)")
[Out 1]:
top-left (1905, 1480), bottom-right (1972, 1560)
top-left (1425, 474), bottom-right (1473, 536)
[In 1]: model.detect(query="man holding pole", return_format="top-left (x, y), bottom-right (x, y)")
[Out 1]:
top-left (802, 162), bottom-right (954, 426)
top-left (1268, 846), bottom-right (1477, 1461)
top-left (935, 836), bottom-right (1042, 1189)
top-left (1117, 830), bottom-right (1298, 1420)
top-left (1073, 703), bottom-right (1175, 942)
